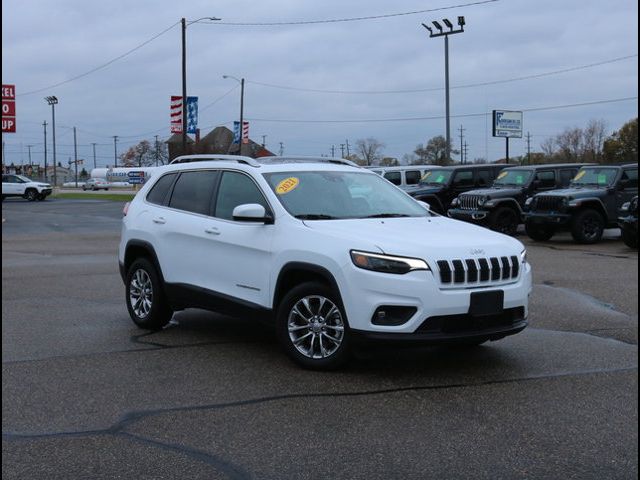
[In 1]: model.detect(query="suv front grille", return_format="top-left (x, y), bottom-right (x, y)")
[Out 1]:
top-left (458, 194), bottom-right (483, 210)
top-left (436, 256), bottom-right (519, 287)
top-left (533, 196), bottom-right (564, 212)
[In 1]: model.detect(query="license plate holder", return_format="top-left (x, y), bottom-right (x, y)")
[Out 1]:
top-left (469, 290), bottom-right (504, 316)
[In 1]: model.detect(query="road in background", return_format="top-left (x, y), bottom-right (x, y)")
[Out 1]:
top-left (2, 198), bottom-right (637, 479)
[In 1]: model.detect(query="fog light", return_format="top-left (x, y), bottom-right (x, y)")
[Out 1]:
top-left (371, 306), bottom-right (417, 326)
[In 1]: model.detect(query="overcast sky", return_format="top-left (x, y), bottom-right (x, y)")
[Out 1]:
top-left (2, 0), bottom-right (638, 169)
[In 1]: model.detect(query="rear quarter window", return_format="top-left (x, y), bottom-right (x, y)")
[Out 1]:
top-left (146, 173), bottom-right (178, 205)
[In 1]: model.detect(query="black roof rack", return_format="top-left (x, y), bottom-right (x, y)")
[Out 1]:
top-left (169, 155), bottom-right (261, 167)
top-left (258, 156), bottom-right (360, 168)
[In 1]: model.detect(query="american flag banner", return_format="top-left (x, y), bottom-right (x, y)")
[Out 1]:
top-left (170, 96), bottom-right (198, 134)
top-left (242, 121), bottom-right (249, 144)
top-left (233, 121), bottom-right (250, 144)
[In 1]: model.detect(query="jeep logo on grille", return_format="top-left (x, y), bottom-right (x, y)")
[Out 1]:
top-left (470, 248), bottom-right (485, 255)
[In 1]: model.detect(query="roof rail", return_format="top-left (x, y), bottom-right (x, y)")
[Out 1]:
top-left (169, 154), bottom-right (261, 167)
top-left (259, 155), bottom-right (360, 168)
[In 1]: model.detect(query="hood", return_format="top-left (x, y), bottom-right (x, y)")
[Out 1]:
top-left (303, 216), bottom-right (524, 261)
top-left (406, 184), bottom-right (446, 196)
top-left (538, 187), bottom-right (606, 198)
top-left (460, 187), bottom-right (523, 198)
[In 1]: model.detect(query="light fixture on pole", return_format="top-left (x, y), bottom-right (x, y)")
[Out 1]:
top-left (181, 16), bottom-right (221, 154)
top-left (45, 96), bottom-right (58, 187)
top-left (421, 15), bottom-right (465, 164)
top-left (222, 75), bottom-right (245, 154)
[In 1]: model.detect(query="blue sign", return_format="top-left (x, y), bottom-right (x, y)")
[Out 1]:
top-left (128, 171), bottom-right (145, 178)
top-left (128, 177), bottom-right (145, 184)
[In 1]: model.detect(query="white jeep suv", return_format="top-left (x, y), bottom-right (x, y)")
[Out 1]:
top-left (2, 174), bottom-right (53, 201)
top-left (119, 155), bottom-right (532, 369)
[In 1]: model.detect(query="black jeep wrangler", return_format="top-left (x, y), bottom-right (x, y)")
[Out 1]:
top-left (405, 164), bottom-right (505, 214)
top-left (619, 195), bottom-right (638, 249)
top-left (523, 164), bottom-right (638, 244)
top-left (448, 163), bottom-right (586, 235)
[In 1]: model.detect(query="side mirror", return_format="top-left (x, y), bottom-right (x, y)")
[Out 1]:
top-left (532, 180), bottom-right (541, 189)
top-left (232, 204), bottom-right (273, 224)
top-left (417, 200), bottom-right (431, 212)
top-left (618, 179), bottom-right (629, 191)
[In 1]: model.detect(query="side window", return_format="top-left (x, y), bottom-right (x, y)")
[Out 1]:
top-left (405, 170), bottom-right (422, 185)
top-left (559, 169), bottom-right (577, 187)
top-left (453, 170), bottom-right (473, 187)
top-left (476, 169), bottom-right (492, 187)
top-left (1, 175), bottom-right (8, 183)
top-left (146, 173), bottom-right (178, 206)
top-left (535, 171), bottom-right (556, 188)
top-left (621, 169), bottom-right (638, 190)
top-left (214, 171), bottom-right (269, 221)
top-left (168, 170), bottom-right (218, 215)
top-left (384, 171), bottom-right (402, 185)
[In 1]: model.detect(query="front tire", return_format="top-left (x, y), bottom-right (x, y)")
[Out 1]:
top-left (571, 209), bottom-right (604, 244)
top-left (525, 221), bottom-right (556, 241)
top-left (36, 193), bottom-right (46, 201)
top-left (621, 225), bottom-right (638, 249)
top-left (125, 258), bottom-right (172, 330)
top-left (25, 189), bottom-right (37, 201)
top-left (276, 282), bottom-right (351, 370)
top-left (489, 207), bottom-right (519, 236)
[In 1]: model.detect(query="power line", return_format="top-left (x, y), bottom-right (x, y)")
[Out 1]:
top-left (17, 21), bottom-right (180, 97)
top-left (246, 54), bottom-right (638, 94)
top-left (246, 96), bottom-right (637, 124)
top-left (206, 0), bottom-right (498, 26)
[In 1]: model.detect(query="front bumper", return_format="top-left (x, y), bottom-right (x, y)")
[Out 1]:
top-left (618, 215), bottom-right (638, 231)
top-left (338, 261), bottom-right (532, 341)
top-left (40, 189), bottom-right (53, 197)
top-left (448, 208), bottom-right (491, 224)
top-left (523, 211), bottom-right (571, 226)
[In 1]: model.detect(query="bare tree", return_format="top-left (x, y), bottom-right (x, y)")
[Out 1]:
top-left (414, 136), bottom-right (456, 165)
top-left (556, 127), bottom-right (583, 162)
top-left (355, 138), bottom-right (385, 166)
top-left (583, 119), bottom-right (608, 163)
top-left (120, 140), bottom-right (169, 167)
top-left (540, 137), bottom-right (556, 161)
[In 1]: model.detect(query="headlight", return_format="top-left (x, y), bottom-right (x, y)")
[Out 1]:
top-left (477, 197), bottom-right (487, 207)
top-left (621, 202), bottom-right (630, 212)
top-left (520, 249), bottom-right (527, 265)
top-left (350, 250), bottom-right (430, 274)
top-left (451, 197), bottom-right (460, 207)
top-left (484, 200), bottom-right (496, 207)
top-left (524, 197), bottom-right (534, 206)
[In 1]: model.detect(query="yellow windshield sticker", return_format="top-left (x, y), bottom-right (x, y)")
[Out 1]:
top-left (421, 172), bottom-right (432, 180)
top-left (497, 171), bottom-right (508, 179)
top-left (574, 170), bottom-right (586, 181)
top-left (276, 177), bottom-right (300, 195)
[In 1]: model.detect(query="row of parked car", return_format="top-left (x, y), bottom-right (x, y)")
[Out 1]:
top-left (370, 163), bottom-right (638, 247)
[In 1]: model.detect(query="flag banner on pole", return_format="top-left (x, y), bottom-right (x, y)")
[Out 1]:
top-left (186, 96), bottom-right (198, 134)
top-left (242, 121), bottom-right (249, 144)
top-left (233, 121), bottom-right (241, 144)
top-left (170, 96), bottom-right (182, 133)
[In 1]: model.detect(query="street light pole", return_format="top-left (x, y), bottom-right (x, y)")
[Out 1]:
top-left (222, 75), bottom-right (245, 154)
top-left (422, 16), bottom-right (465, 164)
top-left (43, 121), bottom-right (48, 181)
top-left (181, 16), bottom-right (221, 154)
top-left (113, 136), bottom-right (118, 168)
top-left (45, 96), bottom-right (58, 187)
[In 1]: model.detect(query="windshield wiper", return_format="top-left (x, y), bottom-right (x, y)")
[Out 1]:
top-left (365, 213), bottom-right (411, 218)
top-left (294, 214), bottom-right (337, 220)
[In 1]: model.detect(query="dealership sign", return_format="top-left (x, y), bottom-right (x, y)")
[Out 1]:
top-left (2, 84), bottom-right (16, 133)
top-left (492, 110), bottom-right (522, 138)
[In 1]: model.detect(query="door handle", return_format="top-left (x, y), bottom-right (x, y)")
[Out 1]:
top-left (205, 227), bottom-right (221, 235)
top-left (152, 217), bottom-right (166, 224)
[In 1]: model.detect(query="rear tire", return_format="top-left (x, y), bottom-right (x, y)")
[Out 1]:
top-left (489, 207), bottom-right (519, 236)
top-left (125, 258), bottom-right (172, 330)
top-left (276, 281), bottom-right (351, 370)
top-left (621, 225), bottom-right (638, 249)
top-left (571, 209), bottom-right (604, 244)
top-left (525, 221), bottom-right (555, 241)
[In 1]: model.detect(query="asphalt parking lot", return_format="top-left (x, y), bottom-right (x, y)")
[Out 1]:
top-left (2, 197), bottom-right (638, 479)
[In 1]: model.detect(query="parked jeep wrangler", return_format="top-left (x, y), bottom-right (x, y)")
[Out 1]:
top-left (619, 195), bottom-right (638, 249)
top-left (448, 163), bottom-right (587, 235)
top-left (523, 164), bottom-right (638, 244)
top-left (405, 164), bottom-right (505, 214)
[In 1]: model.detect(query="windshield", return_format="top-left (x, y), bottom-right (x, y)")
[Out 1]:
top-left (494, 169), bottom-right (532, 186)
top-left (16, 175), bottom-right (31, 183)
top-left (571, 168), bottom-right (618, 187)
top-left (263, 171), bottom-right (428, 220)
top-left (420, 169), bottom-right (452, 185)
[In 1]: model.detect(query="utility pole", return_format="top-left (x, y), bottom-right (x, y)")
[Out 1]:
top-left (458, 125), bottom-right (465, 164)
top-left (154, 135), bottom-right (159, 166)
top-left (27, 145), bottom-right (33, 167)
top-left (92, 143), bottom-right (97, 169)
top-left (261, 135), bottom-right (267, 148)
top-left (331, 145), bottom-right (336, 157)
top-left (43, 121), bottom-right (48, 181)
top-left (113, 136), bottom-right (118, 168)
top-left (1, 141), bottom-right (5, 165)
top-left (340, 144), bottom-right (345, 158)
top-left (279, 142), bottom-right (284, 156)
top-left (73, 127), bottom-right (78, 188)
top-left (45, 96), bottom-right (59, 187)
top-left (345, 139), bottom-right (350, 157)
top-left (464, 141), bottom-right (469, 164)
top-left (422, 16), bottom-right (465, 164)
top-left (526, 131), bottom-right (532, 165)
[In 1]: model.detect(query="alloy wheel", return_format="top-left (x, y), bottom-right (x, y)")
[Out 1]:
top-left (129, 269), bottom-right (153, 319)
top-left (287, 295), bottom-right (344, 359)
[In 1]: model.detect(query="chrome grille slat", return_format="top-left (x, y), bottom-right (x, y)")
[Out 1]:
top-left (436, 256), bottom-right (520, 287)
top-left (459, 194), bottom-right (482, 210)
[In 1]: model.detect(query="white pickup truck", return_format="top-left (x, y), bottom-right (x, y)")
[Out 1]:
top-left (2, 174), bottom-right (53, 201)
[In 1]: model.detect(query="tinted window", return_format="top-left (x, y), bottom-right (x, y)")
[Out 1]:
top-left (535, 171), bottom-right (556, 188)
top-left (559, 169), bottom-right (577, 187)
top-left (621, 169), bottom-right (638, 189)
top-left (453, 171), bottom-right (473, 187)
top-left (147, 173), bottom-right (178, 205)
top-left (215, 171), bottom-right (269, 220)
top-left (384, 171), bottom-right (402, 185)
top-left (168, 171), bottom-right (218, 215)
top-left (405, 170), bottom-right (422, 185)
top-left (476, 169), bottom-right (492, 187)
